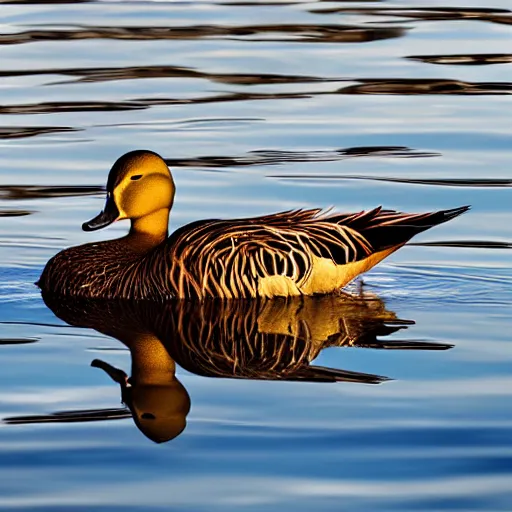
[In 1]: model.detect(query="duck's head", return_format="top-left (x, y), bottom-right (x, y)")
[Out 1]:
top-left (83, 150), bottom-right (175, 232)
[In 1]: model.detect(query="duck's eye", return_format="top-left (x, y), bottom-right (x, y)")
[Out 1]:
top-left (131, 174), bottom-right (143, 181)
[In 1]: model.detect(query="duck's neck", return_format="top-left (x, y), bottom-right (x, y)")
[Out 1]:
top-left (130, 334), bottom-right (177, 385)
top-left (126, 208), bottom-right (170, 252)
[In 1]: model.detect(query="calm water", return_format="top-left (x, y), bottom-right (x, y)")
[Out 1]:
top-left (0, 0), bottom-right (511, 510)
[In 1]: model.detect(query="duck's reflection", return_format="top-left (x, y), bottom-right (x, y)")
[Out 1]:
top-left (6, 293), bottom-right (451, 443)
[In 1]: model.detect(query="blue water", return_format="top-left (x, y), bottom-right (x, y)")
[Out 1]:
top-left (0, 1), bottom-right (511, 510)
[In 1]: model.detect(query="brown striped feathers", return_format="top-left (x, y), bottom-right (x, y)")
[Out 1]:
top-left (38, 150), bottom-right (470, 299)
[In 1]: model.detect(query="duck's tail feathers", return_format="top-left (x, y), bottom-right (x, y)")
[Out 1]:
top-left (362, 205), bottom-right (470, 250)
top-left (427, 205), bottom-right (471, 225)
top-left (378, 205), bottom-right (471, 230)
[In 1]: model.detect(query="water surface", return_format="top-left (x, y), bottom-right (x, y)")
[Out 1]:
top-left (0, 0), bottom-right (511, 510)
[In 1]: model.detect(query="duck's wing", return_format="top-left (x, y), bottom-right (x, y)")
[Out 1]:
top-left (166, 206), bottom-right (469, 298)
top-left (166, 209), bottom-right (369, 297)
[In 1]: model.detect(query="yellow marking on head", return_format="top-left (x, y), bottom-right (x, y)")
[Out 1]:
top-left (109, 150), bottom-right (175, 220)
top-left (101, 151), bottom-right (176, 243)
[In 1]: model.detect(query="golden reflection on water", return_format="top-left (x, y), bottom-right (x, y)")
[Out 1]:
top-left (5, 292), bottom-right (452, 443)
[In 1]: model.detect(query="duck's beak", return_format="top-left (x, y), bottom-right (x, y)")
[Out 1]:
top-left (82, 194), bottom-right (119, 231)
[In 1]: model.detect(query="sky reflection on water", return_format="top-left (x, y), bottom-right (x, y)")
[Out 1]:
top-left (0, 0), bottom-right (511, 510)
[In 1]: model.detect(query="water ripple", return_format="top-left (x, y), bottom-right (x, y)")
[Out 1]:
top-left (340, 79), bottom-right (512, 95)
top-left (0, 0), bottom-right (510, 508)
top-left (269, 175), bottom-right (512, 188)
top-left (410, 241), bottom-right (512, 250)
top-left (3, 78), bottom-right (509, 117)
top-left (0, 65), bottom-right (343, 86)
top-left (312, 6), bottom-right (512, 26)
top-left (0, 185), bottom-right (103, 200)
top-left (0, 24), bottom-right (406, 46)
top-left (165, 146), bottom-right (439, 168)
top-left (0, 126), bottom-right (80, 139)
top-left (371, 265), bottom-right (512, 306)
top-left (407, 53), bottom-right (512, 66)
top-left (0, 210), bottom-right (33, 217)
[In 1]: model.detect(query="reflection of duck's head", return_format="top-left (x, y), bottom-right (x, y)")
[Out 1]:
top-left (91, 331), bottom-right (191, 444)
top-left (91, 358), bottom-right (190, 444)
top-left (82, 150), bottom-right (175, 240)
top-left (129, 380), bottom-right (190, 444)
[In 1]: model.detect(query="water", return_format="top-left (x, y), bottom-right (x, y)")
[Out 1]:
top-left (0, 0), bottom-right (511, 510)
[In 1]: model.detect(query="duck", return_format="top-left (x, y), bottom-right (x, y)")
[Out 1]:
top-left (38, 149), bottom-right (470, 299)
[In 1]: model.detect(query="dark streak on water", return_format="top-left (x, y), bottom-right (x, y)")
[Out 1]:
top-left (0, 65), bottom-right (342, 86)
top-left (270, 175), bottom-right (512, 187)
top-left (339, 79), bottom-right (512, 95)
top-left (165, 146), bottom-right (440, 168)
top-left (312, 6), bottom-right (512, 25)
top-left (2, 80), bottom-right (510, 119)
top-left (0, 185), bottom-right (104, 200)
top-left (0, 24), bottom-right (406, 46)
top-left (0, 209), bottom-right (33, 217)
top-left (0, 126), bottom-right (80, 139)
top-left (3, 80), bottom-right (512, 117)
top-left (5, 408), bottom-right (132, 424)
top-left (0, 337), bottom-right (38, 344)
top-left (407, 54), bottom-right (512, 65)
top-left (410, 240), bottom-right (512, 249)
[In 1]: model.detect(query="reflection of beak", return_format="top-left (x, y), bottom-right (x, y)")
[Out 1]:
top-left (91, 358), bottom-right (128, 386)
top-left (82, 194), bottom-right (119, 232)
